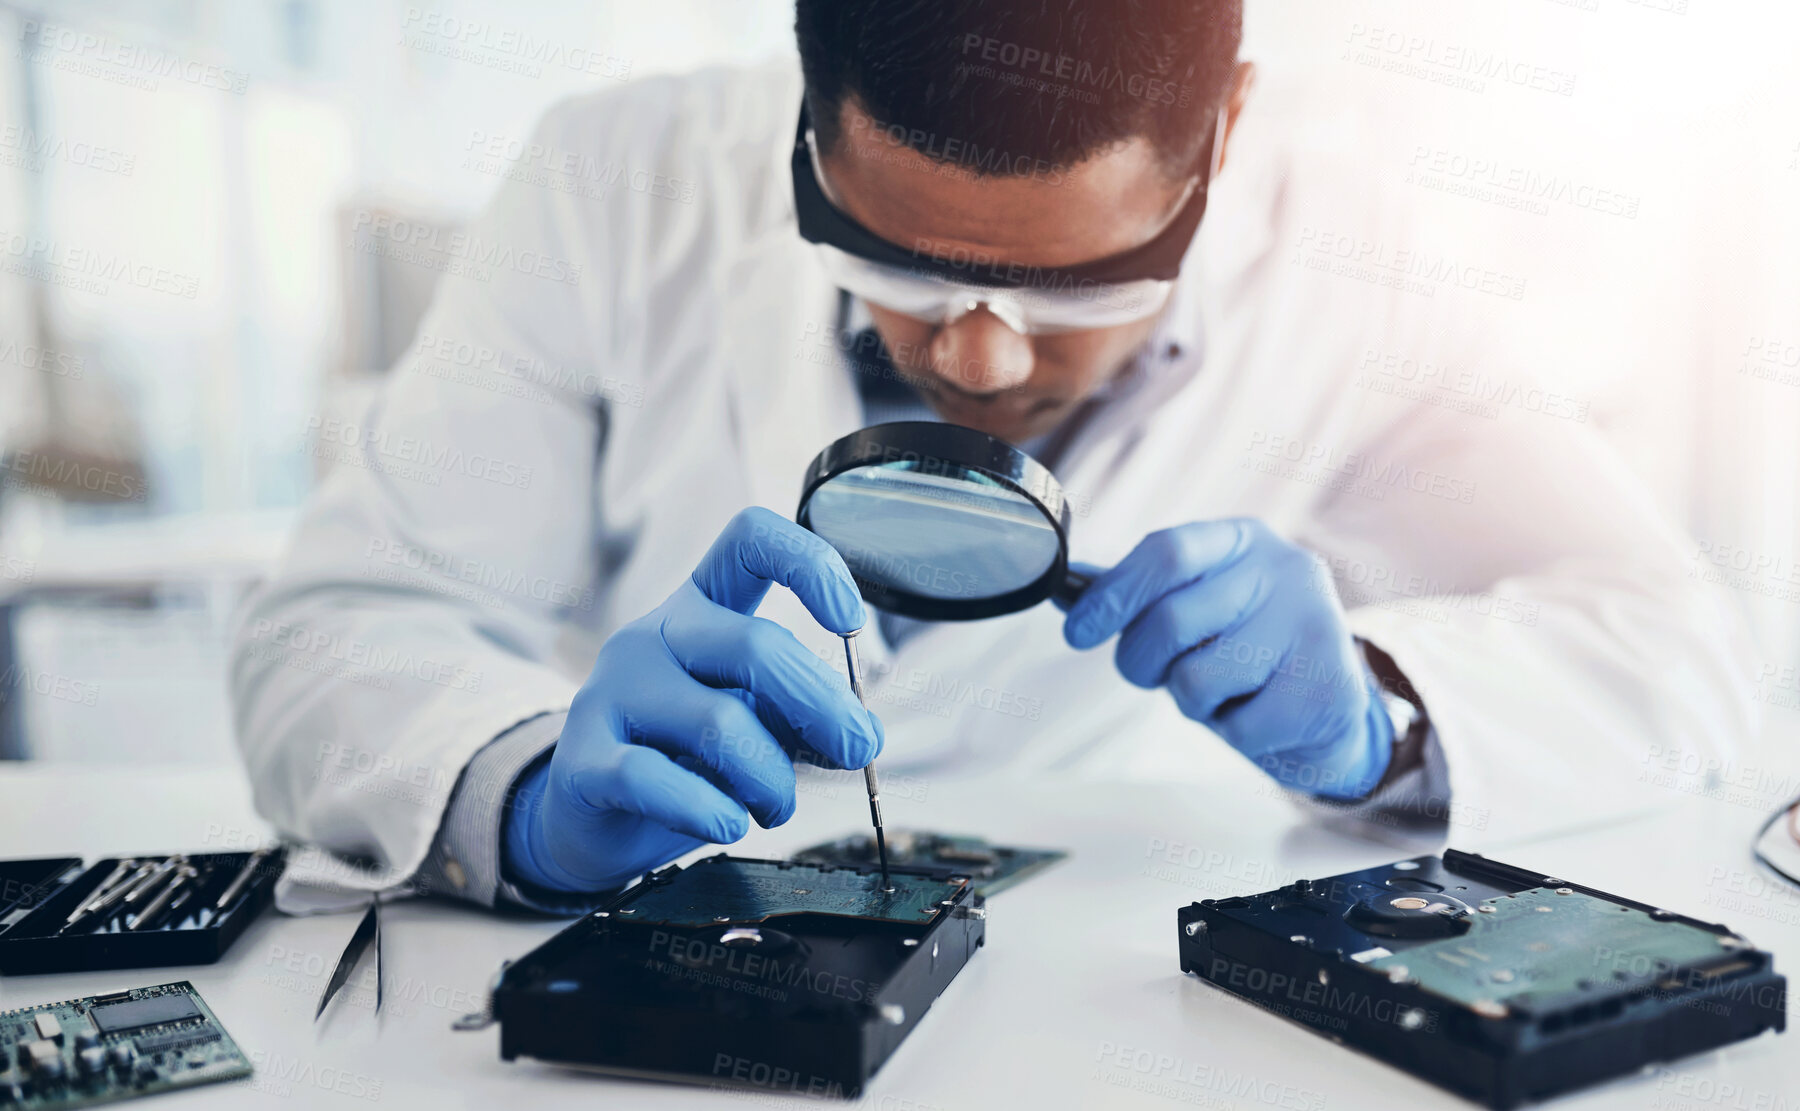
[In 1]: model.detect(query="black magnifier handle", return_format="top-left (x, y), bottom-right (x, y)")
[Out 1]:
top-left (1050, 567), bottom-right (1096, 610)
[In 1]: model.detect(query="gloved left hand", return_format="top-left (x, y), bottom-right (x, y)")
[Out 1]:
top-left (1062, 518), bottom-right (1393, 799)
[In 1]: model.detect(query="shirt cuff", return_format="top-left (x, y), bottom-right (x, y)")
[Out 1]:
top-left (415, 710), bottom-right (604, 914)
top-left (1313, 639), bottom-right (1452, 827)
top-left (1332, 726), bottom-right (1451, 826)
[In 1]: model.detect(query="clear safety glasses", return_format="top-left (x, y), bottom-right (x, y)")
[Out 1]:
top-left (792, 101), bottom-right (1227, 337)
top-left (811, 241), bottom-right (1176, 336)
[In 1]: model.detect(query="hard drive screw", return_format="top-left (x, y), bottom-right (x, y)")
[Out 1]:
top-left (713, 916), bottom-right (731, 923)
top-left (1399, 1008), bottom-right (1425, 1030)
top-left (1471, 1000), bottom-right (1509, 1019)
top-left (902, 938), bottom-right (920, 947)
top-left (594, 911), bottom-right (610, 918)
top-left (1555, 888), bottom-right (1574, 896)
top-left (619, 908), bottom-right (636, 915)
top-left (1478, 906), bottom-right (1496, 913)
top-left (1387, 965), bottom-right (1411, 983)
top-left (1185, 921), bottom-right (1205, 937)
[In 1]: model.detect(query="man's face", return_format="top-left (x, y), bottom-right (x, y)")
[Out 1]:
top-left (816, 70), bottom-right (1249, 443)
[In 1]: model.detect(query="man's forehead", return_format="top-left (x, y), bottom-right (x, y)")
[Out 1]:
top-left (821, 99), bottom-right (1197, 271)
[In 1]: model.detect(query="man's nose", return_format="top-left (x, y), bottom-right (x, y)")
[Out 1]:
top-left (928, 305), bottom-right (1034, 395)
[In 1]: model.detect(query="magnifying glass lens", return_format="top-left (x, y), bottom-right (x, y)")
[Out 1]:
top-left (805, 462), bottom-right (1060, 601)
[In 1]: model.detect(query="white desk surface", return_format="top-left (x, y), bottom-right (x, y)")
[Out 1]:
top-left (0, 762), bottom-right (1791, 1110)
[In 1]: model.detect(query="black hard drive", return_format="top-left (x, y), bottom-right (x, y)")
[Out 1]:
top-left (1178, 850), bottom-right (1785, 1109)
top-left (492, 854), bottom-right (986, 1097)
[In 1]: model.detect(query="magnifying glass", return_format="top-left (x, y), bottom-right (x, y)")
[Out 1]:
top-left (796, 422), bottom-right (1094, 621)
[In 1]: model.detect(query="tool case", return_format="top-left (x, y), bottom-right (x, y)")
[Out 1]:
top-left (0, 851), bottom-right (284, 975)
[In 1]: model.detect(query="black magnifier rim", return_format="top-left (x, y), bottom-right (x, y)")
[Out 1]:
top-left (797, 421), bottom-right (1073, 621)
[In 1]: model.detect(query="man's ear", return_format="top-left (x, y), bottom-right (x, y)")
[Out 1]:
top-left (1216, 61), bottom-right (1257, 175)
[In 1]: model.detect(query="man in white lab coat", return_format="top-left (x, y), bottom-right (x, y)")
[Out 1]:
top-left (232, 0), bottom-right (1749, 909)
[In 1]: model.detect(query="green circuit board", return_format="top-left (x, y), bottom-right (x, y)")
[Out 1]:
top-left (794, 830), bottom-right (1066, 896)
top-left (1367, 887), bottom-right (1734, 1008)
top-left (0, 981), bottom-right (250, 1108)
top-left (612, 857), bottom-right (967, 927)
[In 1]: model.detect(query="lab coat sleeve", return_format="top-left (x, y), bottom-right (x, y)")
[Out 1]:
top-left (412, 712), bottom-right (608, 912)
top-left (1220, 86), bottom-right (1758, 841)
top-left (229, 96), bottom-right (620, 909)
top-left (1306, 376), bottom-right (1758, 843)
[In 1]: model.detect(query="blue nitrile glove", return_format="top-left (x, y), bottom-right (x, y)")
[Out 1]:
top-left (503, 507), bottom-right (883, 894)
top-left (1062, 518), bottom-right (1393, 800)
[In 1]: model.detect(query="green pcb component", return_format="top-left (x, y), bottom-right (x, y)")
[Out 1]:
top-left (0, 981), bottom-right (250, 1109)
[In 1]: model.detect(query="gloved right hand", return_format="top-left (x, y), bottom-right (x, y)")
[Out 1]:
top-left (502, 507), bottom-right (882, 894)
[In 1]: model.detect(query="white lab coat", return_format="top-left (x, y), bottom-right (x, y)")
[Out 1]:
top-left (230, 63), bottom-right (1753, 903)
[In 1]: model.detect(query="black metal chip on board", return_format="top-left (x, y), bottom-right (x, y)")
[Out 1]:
top-left (89, 993), bottom-right (202, 1034)
top-left (0, 981), bottom-right (250, 1108)
top-left (793, 830), bottom-right (1066, 896)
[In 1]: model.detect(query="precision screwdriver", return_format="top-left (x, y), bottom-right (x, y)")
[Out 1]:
top-left (121, 855), bottom-right (186, 912)
top-left (132, 864), bottom-right (199, 931)
top-left (214, 847), bottom-right (273, 910)
top-left (60, 859), bottom-right (137, 929)
top-left (840, 630), bottom-right (891, 890)
top-left (60, 859), bottom-right (157, 934)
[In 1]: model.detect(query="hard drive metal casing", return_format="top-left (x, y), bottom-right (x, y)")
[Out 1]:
top-left (493, 854), bottom-right (986, 1097)
top-left (1178, 850), bottom-right (1785, 1109)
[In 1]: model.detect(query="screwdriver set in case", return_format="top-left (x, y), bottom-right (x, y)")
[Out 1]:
top-left (0, 850), bottom-right (283, 975)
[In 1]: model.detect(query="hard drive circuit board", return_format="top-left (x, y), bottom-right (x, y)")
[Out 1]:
top-left (0, 981), bottom-right (250, 1109)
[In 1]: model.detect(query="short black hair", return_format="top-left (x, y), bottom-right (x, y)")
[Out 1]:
top-left (795, 0), bottom-right (1242, 179)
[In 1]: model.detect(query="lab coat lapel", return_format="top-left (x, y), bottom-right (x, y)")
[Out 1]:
top-left (724, 238), bottom-right (860, 523)
top-left (717, 233), bottom-right (884, 671)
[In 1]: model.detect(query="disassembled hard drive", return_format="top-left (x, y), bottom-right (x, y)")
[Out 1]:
top-left (0, 981), bottom-right (251, 1108)
top-left (489, 854), bottom-right (985, 1095)
top-left (1178, 850), bottom-right (1786, 1109)
top-left (793, 830), bottom-right (1066, 896)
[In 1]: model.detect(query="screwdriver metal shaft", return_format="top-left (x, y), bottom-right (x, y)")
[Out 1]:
top-left (840, 630), bottom-right (891, 889)
top-left (62, 859), bottom-right (137, 927)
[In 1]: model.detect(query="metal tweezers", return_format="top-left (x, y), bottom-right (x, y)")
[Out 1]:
top-left (315, 895), bottom-right (382, 1021)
